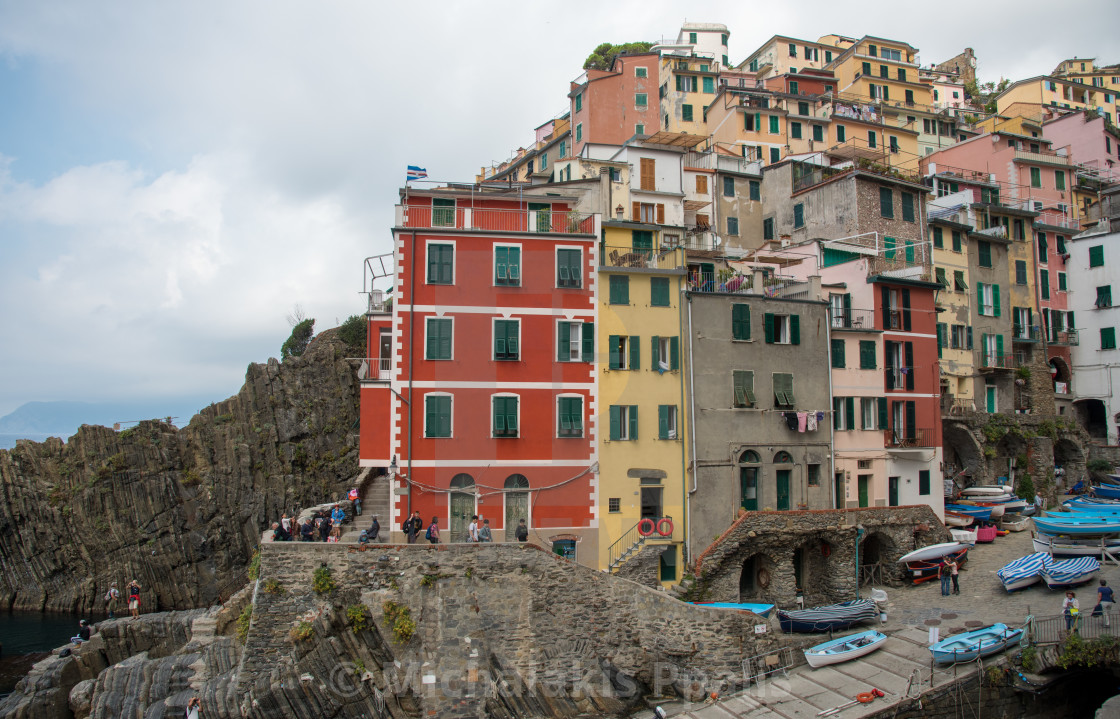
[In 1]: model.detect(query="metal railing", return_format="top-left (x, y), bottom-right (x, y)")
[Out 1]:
top-left (357, 358), bottom-right (393, 381)
top-left (1053, 330), bottom-right (1080, 346)
top-left (792, 162), bottom-right (852, 193)
top-left (687, 271), bottom-right (755, 295)
top-left (602, 245), bottom-right (685, 271)
top-left (1030, 612), bottom-right (1120, 646)
top-left (1013, 326), bottom-right (1041, 342)
top-left (399, 205), bottom-right (598, 235)
top-left (1015, 149), bottom-right (1072, 168)
top-left (979, 352), bottom-right (1018, 369)
top-left (684, 150), bottom-right (761, 175)
top-left (884, 428), bottom-right (935, 447)
top-left (830, 308), bottom-right (877, 330)
top-left (607, 517), bottom-right (673, 570)
top-left (1035, 211), bottom-right (1080, 230)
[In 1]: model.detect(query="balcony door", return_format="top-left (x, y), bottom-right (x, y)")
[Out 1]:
top-left (775, 470), bottom-right (791, 510)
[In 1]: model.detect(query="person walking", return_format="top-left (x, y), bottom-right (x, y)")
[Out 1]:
top-left (938, 560), bottom-right (951, 596)
top-left (105, 583), bottom-right (120, 619)
top-left (467, 515), bottom-right (479, 543)
top-left (1096, 579), bottom-right (1115, 627)
top-left (1063, 590), bottom-right (1080, 632)
top-left (945, 556), bottom-right (960, 595)
top-left (426, 517), bottom-right (440, 544)
top-left (368, 515), bottom-right (381, 543)
top-left (515, 519), bottom-right (528, 542)
top-left (478, 518), bottom-right (492, 542)
top-left (127, 580), bottom-right (142, 618)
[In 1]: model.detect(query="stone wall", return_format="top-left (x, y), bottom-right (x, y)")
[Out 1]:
top-left (688, 506), bottom-right (949, 607)
top-left (614, 543), bottom-right (671, 588)
top-left (0, 330), bottom-right (363, 614)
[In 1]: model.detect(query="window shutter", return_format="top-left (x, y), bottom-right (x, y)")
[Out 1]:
top-left (656, 204), bottom-right (665, 224)
top-left (494, 327), bottom-right (505, 357)
top-left (996, 334), bottom-right (1004, 361)
top-left (629, 336), bottom-right (640, 370)
top-left (608, 335), bottom-right (620, 369)
top-left (426, 398), bottom-right (436, 436)
top-left (790, 315), bottom-right (801, 345)
top-left (881, 286), bottom-right (890, 328)
top-left (764, 313), bottom-right (775, 343)
top-left (427, 322), bottom-right (438, 359)
top-left (902, 289), bottom-right (911, 331)
top-left (507, 399), bottom-right (518, 434)
top-left (833, 397), bottom-right (843, 429)
top-left (832, 338), bottom-right (845, 368)
top-left (438, 398), bottom-right (451, 437)
top-left (877, 397), bottom-right (888, 429)
top-left (632, 201), bottom-right (640, 221)
top-left (493, 400), bottom-right (503, 435)
top-left (558, 322), bottom-right (572, 361)
top-left (658, 405), bottom-right (668, 439)
top-left (967, 326), bottom-right (973, 349)
top-left (582, 322), bottom-right (594, 362)
top-left (846, 397), bottom-right (855, 430)
top-left (629, 405), bottom-right (639, 439)
top-left (904, 342), bottom-right (914, 391)
top-left (609, 406), bottom-right (621, 440)
top-left (651, 336), bottom-right (660, 367)
top-left (905, 401), bottom-right (916, 439)
top-left (843, 293), bottom-right (852, 325)
top-left (495, 247), bottom-right (508, 281)
top-left (784, 374), bottom-right (796, 405)
top-left (993, 284), bottom-right (1001, 317)
top-left (937, 323), bottom-right (944, 358)
top-left (885, 341), bottom-right (896, 390)
top-left (670, 337), bottom-right (679, 370)
top-left (977, 285), bottom-right (984, 315)
top-left (861, 340), bottom-right (876, 369)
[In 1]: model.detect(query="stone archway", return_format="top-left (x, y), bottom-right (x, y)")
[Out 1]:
top-left (738, 552), bottom-right (778, 603)
top-left (792, 538), bottom-right (835, 606)
top-left (859, 532), bottom-right (896, 587)
top-left (1055, 437), bottom-right (1087, 489)
top-left (1049, 357), bottom-right (1071, 387)
top-left (1075, 399), bottom-right (1109, 440)
top-left (942, 421), bottom-right (985, 486)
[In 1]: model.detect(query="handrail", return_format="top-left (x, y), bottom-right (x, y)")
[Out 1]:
top-left (607, 520), bottom-right (647, 569)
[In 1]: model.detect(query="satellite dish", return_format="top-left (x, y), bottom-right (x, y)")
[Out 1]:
top-left (713, 235), bottom-right (723, 246)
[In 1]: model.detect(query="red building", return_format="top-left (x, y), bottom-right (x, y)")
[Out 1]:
top-left (360, 186), bottom-right (601, 551)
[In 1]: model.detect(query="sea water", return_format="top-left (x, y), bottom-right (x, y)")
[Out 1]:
top-left (0, 611), bottom-right (85, 697)
top-left (0, 434), bottom-right (57, 451)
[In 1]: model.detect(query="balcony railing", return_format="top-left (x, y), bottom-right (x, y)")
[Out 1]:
top-left (979, 352), bottom-right (1017, 370)
top-left (684, 150), bottom-right (762, 176)
top-left (357, 357), bottom-right (393, 382)
top-left (1012, 325), bottom-right (1041, 342)
top-left (1034, 211), bottom-right (1080, 230)
top-left (687, 270), bottom-right (755, 295)
top-left (602, 245), bottom-right (686, 271)
top-left (398, 205), bottom-right (598, 235)
top-left (1014, 149), bottom-right (1071, 168)
top-left (884, 428), bottom-right (935, 448)
top-left (829, 308), bottom-right (877, 330)
top-left (1051, 330), bottom-right (1080, 346)
top-left (792, 163), bottom-right (852, 193)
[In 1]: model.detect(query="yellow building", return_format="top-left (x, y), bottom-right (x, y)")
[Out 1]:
top-left (658, 54), bottom-right (719, 135)
top-left (996, 64), bottom-right (1120, 123)
top-left (597, 223), bottom-right (689, 585)
top-left (930, 210), bottom-right (975, 410)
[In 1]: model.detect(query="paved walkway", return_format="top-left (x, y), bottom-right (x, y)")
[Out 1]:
top-left (643, 514), bottom-right (1120, 719)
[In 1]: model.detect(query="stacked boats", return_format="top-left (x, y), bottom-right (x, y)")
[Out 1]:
top-left (1032, 494), bottom-right (1120, 561)
top-left (945, 484), bottom-right (1036, 538)
top-left (898, 542), bottom-right (969, 584)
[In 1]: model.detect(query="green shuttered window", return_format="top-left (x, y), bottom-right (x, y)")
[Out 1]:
top-left (732, 304), bottom-right (751, 340)
top-left (492, 397), bottom-right (518, 437)
top-left (424, 395), bottom-right (451, 438)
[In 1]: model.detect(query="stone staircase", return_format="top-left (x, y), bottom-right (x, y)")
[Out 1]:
top-left (341, 469), bottom-right (391, 541)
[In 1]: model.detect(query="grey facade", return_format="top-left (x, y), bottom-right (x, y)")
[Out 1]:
top-left (685, 288), bottom-right (834, 544)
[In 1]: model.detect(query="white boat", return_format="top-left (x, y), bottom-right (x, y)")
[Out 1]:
top-left (1001, 516), bottom-right (1031, 532)
top-left (960, 485), bottom-right (1014, 496)
top-left (898, 542), bottom-right (966, 564)
top-left (1042, 556), bottom-right (1101, 589)
top-left (804, 630), bottom-right (888, 668)
top-left (950, 529), bottom-right (977, 545)
top-left (1033, 534), bottom-right (1120, 556)
top-left (997, 552), bottom-right (1052, 592)
top-left (944, 511), bottom-right (974, 528)
top-left (956, 499), bottom-right (1006, 519)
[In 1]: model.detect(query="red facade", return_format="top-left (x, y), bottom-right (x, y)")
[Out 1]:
top-left (876, 279), bottom-right (943, 449)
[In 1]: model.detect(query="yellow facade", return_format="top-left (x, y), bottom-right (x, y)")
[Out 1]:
top-left (932, 227), bottom-right (974, 408)
top-left (659, 56), bottom-right (719, 135)
top-left (596, 224), bottom-right (689, 585)
top-left (997, 74), bottom-right (1120, 122)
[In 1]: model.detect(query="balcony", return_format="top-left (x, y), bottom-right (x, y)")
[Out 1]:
top-left (684, 150), bottom-right (762, 176)
top-left (602, 244), bottom-right (686, 272)
top-left (1014, 149), bottom-right (1071, 168)
top-left (1051, 330), bottom-right (1079, 346)
top-left (829, 308), bottom-right (877, 331)
top-left (884, 428), bottom-right (935, 448)
top-left (1034, 211), bottom-right (1080, 231)
top-left (1012, 325), bottom-right (1041, 343)
top-left (792, 162), bottom-right (852, 193)
top-left (358, 357), bottom-right (393, 382)
top-left (979, 353), bottom-right (1018, 370)
top-left (398, 205), bottom-right (598, 235)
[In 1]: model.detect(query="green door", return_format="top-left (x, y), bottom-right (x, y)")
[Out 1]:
top-left (700, 263), bottom-right (716, 291)
top-left (504, 492), bottom-right (528, 541)
top-left (529, 202), bottom-right (551, 233)
top-left (858, 475), bottom-right (870, 508)
top-left (632, 230), bottom-right (653, 260)
top-left (835, 472), bottom-right (844, 509)
top-left (450, 492), bottom-right (474, 542)
top-left (986, 386), bottom-right (997, 413)
top-left (888, 476), bottom-right (899, 507)
top-left (432, 198), bottom-right (455, 227)
top-left (776, 470), bottom-right (791, 510)
top-left (740, 467), bottom-right (758, 511)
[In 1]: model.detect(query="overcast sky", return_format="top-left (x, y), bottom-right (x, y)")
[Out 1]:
top-left (0, 1), bottom-right (1117, 421)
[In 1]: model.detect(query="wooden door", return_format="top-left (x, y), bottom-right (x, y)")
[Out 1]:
top-left (776, 470), bottom-right (791, 510)
top-left (858, 475), bottom-right (870, 508)
top-left (740, 467), bottom-right (758, 511)
top-left (504, 492), bottom-right (528, 541)
top-left (450, 492), bottom-right (474, 542)
top-left (888, 476), bottom-right (899, 507)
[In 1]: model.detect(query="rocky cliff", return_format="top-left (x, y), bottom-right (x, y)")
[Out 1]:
top-left (0, 330), bottom-right (363, 614)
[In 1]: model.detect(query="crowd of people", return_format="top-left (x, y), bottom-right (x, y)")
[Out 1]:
top-left (269, 503), bottom-right (350, 543)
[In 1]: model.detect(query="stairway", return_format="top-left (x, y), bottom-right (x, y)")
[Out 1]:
top-left (341, 469), bottom-right (392, 542)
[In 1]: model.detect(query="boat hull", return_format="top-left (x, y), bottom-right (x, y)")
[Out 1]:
top-left (1032, 517), bottom-right (1120, 535)
top-left (1041, 556), bottom-right (1102, 589)
top-left (691, 602), bottom-right (775, 618)
top-left (1033, 535), bottom-right (1120, 556)
top-left (804, 630), bottom-right (887, 668)
top-left (930, 624), bottom-right (1023, 664)
top-left (898, 542), bottom-right (967, 564)
top-left (1092, 485), bottom-right (1120, 500)
top-left (778, 599), bottom-right (879, 633)
top-left (945, 504), bottom-right (993, 522)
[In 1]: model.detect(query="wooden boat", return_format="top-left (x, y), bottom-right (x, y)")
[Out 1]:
top-left (691, 602), bottom-right (775, 618)
top-left (1041, 556), bottom-right (1101, 589)
top-left (1033, 516), bottom-right (1120, 536)
top-left (1066, 503), bottom-right (1120, 514)
top-left (777, 599), bottom-right (879, 633)
top-left (996, 552), bottom-right (1051, 592)
top-left (930, 624), bottom-right (1023, 664)
top-left (1033, 534), bottom-right (1120, 556)
top-left (905, 547), bottom-right (969, 584)
top-left (1001, 516), bottom-right (1031, 532)
top-left (950, 529), bottom-right (977, 545)
top-left (960, 485), bottom-right (1013, 496)
top-left (1092, 484), bottom-right (1120, 500)
top-left (944, 504), bottom-right (993, 522)
top-left (956, 500), bottom-right (1006, 519)
top-left (944, 510), bottom-right (975, 528)
top-left (804, 629), bottom-right (888, 668)
top-left (898, 542), bottom-right (967, 564)
top-left (1067, 497), bottom-right (1120, 508)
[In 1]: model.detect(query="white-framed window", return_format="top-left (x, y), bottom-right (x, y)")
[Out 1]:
top-left (492, 317), bottom-right (521, 361)
top-left (978, 282), bottom-right (995, 316)
top-left (557, 320), bottom-right (592, 362)
top-left (658, 405), bottom-right (679, 440)
top-left (493, 243), bottom-right (522, 287)
top-left (773, 314), bottom-right (793, 343)
top-left (423, 392), bottom-right (453, 438)
top-left (635, 66), bottom-right (648, 78)
top-left (491, 393), bottom-right (520, 438)
top-left (425, 239), bottom-right (456, 285)
top-left (861, 398), bottom-right (879, 430)
top-left (556, 245), bottom-right (583, 289)
top-left (557, 394), bottom-right (584, 438)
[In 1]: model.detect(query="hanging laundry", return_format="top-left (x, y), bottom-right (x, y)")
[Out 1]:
top-left (785, 412), bottom-right (799, 430)
top-left (901, 367), bottom-right (910, 374)
top-left (797, 412), bottom-right (808, 432)
top-left (806, 413), bottom-right (817, 432)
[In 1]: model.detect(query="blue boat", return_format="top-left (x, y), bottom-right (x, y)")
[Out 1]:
top-left (691, 602), bottom-right (775, 618)
top-left (1092, 484), bottom-right (1120, 500)
top-left (996, 552), bottom-right (1052, 592)
top-left (944, 504), bottom-right (993, 522)
top-left (778, 599), bottom-right (879, 633)
top-left (804, 629), bottom-right (887, 668)
top-left (1066, 504), bottom-right (1120, 515)
top-left (930, 624), bottom-right (1023, 664)
top-left (1032, 516), bottom-right (1120, 535)
top-left (1041, 556), bottom-right (1101, 589)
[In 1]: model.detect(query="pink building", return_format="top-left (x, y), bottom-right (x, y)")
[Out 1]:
top-left (1043, 110), bottom-right (1120, 182)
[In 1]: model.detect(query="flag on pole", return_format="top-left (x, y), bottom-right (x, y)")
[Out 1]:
top-left (406, 165), bottom-right (428, 181)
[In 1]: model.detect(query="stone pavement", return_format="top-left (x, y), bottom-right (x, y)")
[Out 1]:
top-left (641, 513), bottom-right (1120, 719)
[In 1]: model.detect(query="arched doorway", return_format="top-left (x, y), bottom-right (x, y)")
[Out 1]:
top-left (1076, 398), bottom-right (1108, 440)
top-left (859, 532), bottom-right (895, 587)
top-left (942, 421), bottom-right (985, 487)
top-left (793, 538), bottom-right (834, 605)
top-left (773, 451), bottom-right (794, 510)
top-left (1049, 357), bottom-right (1071, 390)
top-left (738, 450), bottom-right (761, 511)
top-left (504, 474), bottom-right (529, 541)
top-left (1054, 438), bottom-right (1087, 489)
top-left (739, 553), bottom-right (775, 603)
top-left (449, 473), bottom-right (475, 542)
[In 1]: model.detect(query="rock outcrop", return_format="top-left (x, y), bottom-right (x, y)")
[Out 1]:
top-left (0, 330), bottom-right (363, 614)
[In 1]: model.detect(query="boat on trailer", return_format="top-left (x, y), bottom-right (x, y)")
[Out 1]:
top-left (777, 599), bottom-right (879, 633)
top-left (804, 629), bottom-right (888, 668)
top-left (929, 624), bottom-right (1023, 664)
top-left (1032, 516), bottom-right (1120, 535)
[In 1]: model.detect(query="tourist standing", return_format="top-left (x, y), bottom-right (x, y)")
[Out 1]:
top-left (128, 580), bottom-right (142, 618)
top-left (468, 515), bottom-right (479, 542)
top-left (945, 556), bottom-right (960, 595)
top-left (1063, 590), bottom-right (1080, 631)
top-left (185, 696), bottom-right (201, 719)
top-left (105, 582), bottom-right (120, 619)
top-left (1097, 580), bottom-right (1115, 627)
top-left (515, 519), bottom-right (528, 542)
top-left (478, 518), bottom-right (492, 542)
top-left (938, 560), bottom-right (951, 596)
top-left (427, 517), bottom-right (440, 544)
top-left (406, 512), bottom-right (422, 544)
top-left (368, 515), bottom-right (381, 543)
top-left (280, 513), bottom-right (291, 536)
top-left (331, 503), bottom-right (345, 526)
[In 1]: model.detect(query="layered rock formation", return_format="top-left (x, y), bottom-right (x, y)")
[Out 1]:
top-left (0, 330), bottom-right (363, 615)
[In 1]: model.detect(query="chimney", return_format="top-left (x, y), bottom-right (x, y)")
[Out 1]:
top-left (808, 275), bottom-right (822, 300)
top-left (599, 167), bottom-right (610, 217)
top-left (752, 268), bottom-right (766, 293)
